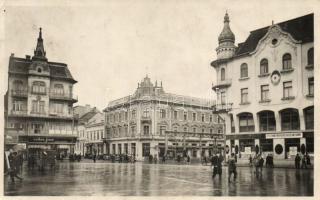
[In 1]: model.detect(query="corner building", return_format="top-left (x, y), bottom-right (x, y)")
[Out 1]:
top-left (211, 13), bottom-right (314, 159)
top-left (4, 28), bottom-right (78, 157)
top-left (104, 76), bottom-right (223, 161)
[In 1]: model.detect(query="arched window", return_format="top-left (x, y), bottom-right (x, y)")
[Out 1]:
top-left (282, 53), bottom-right (292, 70)
top-left (307, 48), bottom-right (314, 65)
top-left (258, 111), bottom-right (276, 131)
top-left (240, 63), bottom-right (248, 78)
top-left (304, 106), bottom-right (314, 130)
top-left (221, 68), bottom-right (225, 81)
top-left (260, 59), bottom-right (268, 74)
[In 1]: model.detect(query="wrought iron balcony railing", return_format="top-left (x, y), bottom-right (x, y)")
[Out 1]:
top-left (212, 103), bottom-right (233, 113)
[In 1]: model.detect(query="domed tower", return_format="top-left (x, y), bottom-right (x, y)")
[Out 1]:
top-left (216, 12), bottom-right (236, 59)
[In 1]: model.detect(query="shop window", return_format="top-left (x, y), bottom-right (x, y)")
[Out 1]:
top-left (282, 53), bottom-right (292, 70)
top-left (260, 139), bottom-right (273, 152)
top-left (238, 113), bottom-right (254, 132)
top-left (259, 111), bottom-right (276, 131)
top-left (142, 143), bottom-right (150, 157)
top-left (239, 139), bottom-right (254, 152)
top-left (281, 109), bottom-right (300, 131)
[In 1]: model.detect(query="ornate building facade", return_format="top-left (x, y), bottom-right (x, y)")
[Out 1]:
top-left (211, 13), bottom-right (314, 159)
top-left (104, 76), bottom-right (223, 161)
top-left (4, 28), bottom-right (78, 157)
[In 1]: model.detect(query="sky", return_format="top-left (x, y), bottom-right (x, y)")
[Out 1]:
top-left (0, 0), bottom-right (316, 110)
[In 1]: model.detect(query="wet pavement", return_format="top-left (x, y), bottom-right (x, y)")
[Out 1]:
top-left (4, 161), bottom-right (313, 196)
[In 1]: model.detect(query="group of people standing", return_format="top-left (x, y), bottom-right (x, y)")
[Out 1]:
top-left (211, 152), bottom-right (237, 182)
top-left (295, 153), bottom-right (311, 169)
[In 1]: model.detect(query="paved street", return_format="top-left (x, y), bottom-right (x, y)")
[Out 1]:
top-left (4, 161), bottom-right (313, 196)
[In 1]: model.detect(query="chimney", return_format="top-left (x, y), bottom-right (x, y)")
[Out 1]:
top-left (26, 55), bottom-right (31, 60)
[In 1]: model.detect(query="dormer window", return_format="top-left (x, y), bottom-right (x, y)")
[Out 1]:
top-left (260, 59), bottom-right (268, 74)
top-left (221, 68), bottom-right (225, 81)
top-left (282, 53), bottom-right (292, 70)
top-left (37, 68), bottom-right (42, 73)
top-left (240, 63), bottom-right (248, 78)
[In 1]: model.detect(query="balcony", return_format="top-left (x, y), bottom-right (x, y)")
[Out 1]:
top-left (10, 109), bottom-right (28, 116)
top-left (212, 103), bottom-right (233, 114)
top-left (212, 79), bottom-right (232, 91)
top-left (49, 92), bottom-right (78, 103)
top-left (141, 116), bottom-right (152, 123)
top-left (11, 89), bottom-right (28, 98)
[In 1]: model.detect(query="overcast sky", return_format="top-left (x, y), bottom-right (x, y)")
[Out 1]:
top-left (0, 0), bottom-right (316, 110)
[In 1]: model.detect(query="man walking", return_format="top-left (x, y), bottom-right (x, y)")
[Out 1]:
top-left (228, 153), bottom-right (237, 182)
top-left (295, 153), bottom-right (301, 169)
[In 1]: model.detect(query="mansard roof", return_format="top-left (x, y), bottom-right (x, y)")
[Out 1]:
top-left (235, 13), bottom-right (313, 56)
top-left (8, 56), bottom-right (77, 83)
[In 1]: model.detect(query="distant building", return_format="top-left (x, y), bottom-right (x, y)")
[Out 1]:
top-left (4, 28), bottom-right (78, 157)
top-left (74, 106), bottom-right (106, 156)
top-left (104, 76), bottom-right (223, 161)
top-left (211, 13), bottom-right (314, 159)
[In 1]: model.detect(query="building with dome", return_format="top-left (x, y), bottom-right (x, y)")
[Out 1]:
top-left (104, 76), bottom-right (223, 161)
top-left (211, 13), bottom-right (314, 160)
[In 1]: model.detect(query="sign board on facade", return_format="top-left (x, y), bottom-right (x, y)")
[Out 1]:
top-left (266, 133), bottom-right (302, 139)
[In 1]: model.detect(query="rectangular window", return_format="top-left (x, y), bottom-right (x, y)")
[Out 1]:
top-left (221, 91), bottom-right (226, 104)
top-left (160, 126), bottom-right (166, 136)
top-left (261, 85), bottom-right (269, 101)
top-left (239, 114), bottom-right (254, 132)
top-left (143, 126), bottom-right (149, 135)
top-left (143, 109), bottom-right (149, 118)
top-left (142, 143), bottom-right (150, 157)
top-left (209, 115), bottom-right (213, 122)
top-left (192, 113), bottom-right (196, 121)
top-left (160, 109), bottom-right (166, 119)
top-left (241, 88), bottom-right (248, 104)
top-left (283, 81), bottom-right (292, 98)
top-left (174, 111), bottom-right (178, 119)
top-left (308, 77), bottom-right (314, 96)
top-left (201, 114), bottom-right (205, 122)
top-left (131, 110), bottom-right (136, 119)
top-left (184, 112), bottom-right (187, 121)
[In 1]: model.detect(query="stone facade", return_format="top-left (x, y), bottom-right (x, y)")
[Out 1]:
top-left (211, 13), bottom-right (314, 159)
top-left (4, 28), bottom-right (78, 157)
top-left (104, 76), bottom-right (223, 161)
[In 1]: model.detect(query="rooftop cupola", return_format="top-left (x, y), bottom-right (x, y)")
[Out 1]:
top-left (32, 27), bottom-right (47, 61)
top-left (218, 12), bottom-right (235, 44)
top-left (216, 12), bottom-right (236, 59)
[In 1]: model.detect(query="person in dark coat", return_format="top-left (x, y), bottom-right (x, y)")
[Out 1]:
top-left (8, 152), bottom-right (23, 183)
top-left (211, 154), bottom-right (218, 178)
top-left (228, 153), bottom-right (237, 182)
top-left (306, 153), bottom-right (311, 166)
top-left (187, 155), bottom-right (191, 164)
top-left (301, 154), bottom-right (307, 169)
top-left (295, 154), bottom-right (301, 169)
top-left (93, 154), bottom-right (96, 163)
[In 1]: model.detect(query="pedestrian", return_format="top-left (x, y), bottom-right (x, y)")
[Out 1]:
top-left (295, 154), bottom-right (301, 169)
top-left (306, 153), bottom-right (311, 166)
top-left (228, 153), bottom-right (237, 182)
top-left (211, 153), bottom-right (218, 178)
top-left (301, 154), bottom-right (307, 169)
top-left (187, 155), bottom-right (191, 164)
top-left (8, 152), bottom-right (23, 183)
top-left (162, 155), bottom-right (166, 163)
top-left (93, 154), bottom-right (96, 163)
top-left (249, 155), bottom-right (253, 167)
top-left (258, 155), bottom-right (264, 172)
top-left (254, 154), bottom-right (261, 175)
